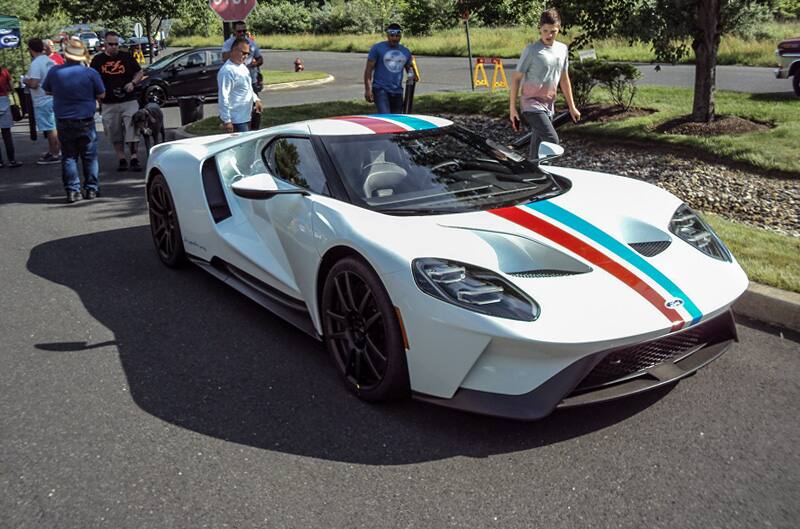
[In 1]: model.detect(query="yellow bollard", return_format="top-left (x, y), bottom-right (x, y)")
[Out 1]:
top-left (473, 57), bottom-right (489, 88)
top-left (490, 57), bottom-right (508, 91)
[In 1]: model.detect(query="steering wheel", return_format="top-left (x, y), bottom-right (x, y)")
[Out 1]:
top-left (362, 162), bottom-right (408, 198)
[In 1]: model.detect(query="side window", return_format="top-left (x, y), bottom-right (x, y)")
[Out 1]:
top-left (177, 52), bottom-right (204, 69)
top-left (208, 50), bottom-right (223, 65)
top-left (217, 138), bottom-right (270, 190)
top-left (265, 138), bottom-right (329, 196)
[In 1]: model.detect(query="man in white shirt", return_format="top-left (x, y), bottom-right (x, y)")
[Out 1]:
top-left (217, 37), bottom-right (262, 133)
top-left (221, 20), bottom-right (263, 89)
top-left (24, 38), bottom-right (61, 164)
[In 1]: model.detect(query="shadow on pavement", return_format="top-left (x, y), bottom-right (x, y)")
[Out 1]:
top-left (747, 91), bottom-right (797, 102)
top-left (27, 226), bottom-right (673, 465)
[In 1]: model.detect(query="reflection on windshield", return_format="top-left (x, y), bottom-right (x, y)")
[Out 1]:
top-left (322, 125), bottom-right (564, 214)
top-left (147, 51), bottom-right (182, 70)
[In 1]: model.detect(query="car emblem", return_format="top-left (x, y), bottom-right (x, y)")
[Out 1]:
top-left (665, 298), bottom-right (684, 308)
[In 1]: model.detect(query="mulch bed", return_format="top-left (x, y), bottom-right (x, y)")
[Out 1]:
top-left (580, 104), bottom-right (656, 123)
top-left (654, 115), bottom-right (773, 136)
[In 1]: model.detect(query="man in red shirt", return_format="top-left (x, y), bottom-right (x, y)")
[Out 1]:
top-left (44, 39), bottom-right (65, 65)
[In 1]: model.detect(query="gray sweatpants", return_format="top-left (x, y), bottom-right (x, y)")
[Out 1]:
top-left (523, 110), bottom-right (559, 159)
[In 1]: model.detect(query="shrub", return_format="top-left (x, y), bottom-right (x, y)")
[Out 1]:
top-left (250, 1), bottom-right (314, 34)
top-left (569, 60), bottom-right (600, 108)
top-left (591, 61), bottom-right (641, 111)
top-left (312, 0), bottom-right (389, 34)
top-left (401, 0), bottom-right (459, 35)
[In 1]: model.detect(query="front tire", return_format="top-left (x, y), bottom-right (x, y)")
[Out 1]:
top-left (148, 173), bottom-right (186, 268)
top-left (145, 84), bottom-right (167, 107)
top-left (322, 257), bottom-right (410, 402)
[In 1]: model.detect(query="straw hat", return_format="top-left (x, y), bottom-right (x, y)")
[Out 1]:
top-left (64, 37), bottom-right (88, 62)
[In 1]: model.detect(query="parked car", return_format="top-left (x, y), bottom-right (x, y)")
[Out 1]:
top-left (127, 35), bottom-right (157, 55)
top-left (775, 36), bottom-right (800, 96)
top-left (138, 47), bottom-right (225, 106)
top-left (144, 114), bottom-right (747, 420)
top-left (79, 31), bottom-right (100, 53)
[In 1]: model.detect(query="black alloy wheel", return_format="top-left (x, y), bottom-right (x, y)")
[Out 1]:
top-left (145, 84), bottom-right (167, 107)
top-left (148, 173), bottom-right (186, 268)
top-left (322, 257), bottom-right (410, 402)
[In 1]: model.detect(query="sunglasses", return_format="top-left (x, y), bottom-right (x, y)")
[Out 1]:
top-left (235, 28), bottom-right (247, 33)
top-left (387, 30), bottom-right (402, 36)
top-left (106, 42), bottom-right (119, 46)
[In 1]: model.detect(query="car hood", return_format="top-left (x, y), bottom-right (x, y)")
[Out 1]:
top-left (360, 165), bottom-right (748, 338)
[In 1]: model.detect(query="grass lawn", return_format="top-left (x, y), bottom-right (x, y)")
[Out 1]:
top-left (184, 93), bottom-right (799, 293)
top-left (172, 21), bottom-right (800, 67)
top-left (263, 70), bottom-right (328, 85)
top-left (704, 213), bottom-right (800, 293)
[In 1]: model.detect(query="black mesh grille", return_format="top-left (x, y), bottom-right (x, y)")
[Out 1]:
top-left (575, 313), bottom-right (735, 392)
top-left (509, 269), bottom-right (583, 278)
top-left (629, 240), bottom-right (671, 257)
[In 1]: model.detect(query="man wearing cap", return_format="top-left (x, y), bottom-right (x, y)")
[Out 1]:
top-left (43, 38), bottom-right (106, 203)
top-left (222, 21), bottom-right (263, 89)
top-left (24, 38), bottom-right (61, 165)
top-left (364, 23), bottom-right (414, 114)
top-left (90, 31), bottom-right (143, 171)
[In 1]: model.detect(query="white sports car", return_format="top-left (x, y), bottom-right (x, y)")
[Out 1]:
top-left (146, 114), bottom-right (748, 420)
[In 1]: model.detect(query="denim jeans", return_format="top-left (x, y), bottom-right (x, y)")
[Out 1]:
top-left (373, 88), bottom-right (404, 114)
top-left (233, 122), bottom-right (250, 133)
top-left (522, 110), bottom-right (559, 160)
top-left (58, 118), bottom-right (99, 192)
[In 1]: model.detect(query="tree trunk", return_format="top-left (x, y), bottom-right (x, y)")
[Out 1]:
top-left (691, 0), bottom-right (721, 122)
top-left (145, 15), bottom-right (153, 64)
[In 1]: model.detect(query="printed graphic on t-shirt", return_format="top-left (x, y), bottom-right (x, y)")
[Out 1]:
top-left (101, 60), bottom-right (126, 76)
top-left (383, 50), bottom-right (407, 73)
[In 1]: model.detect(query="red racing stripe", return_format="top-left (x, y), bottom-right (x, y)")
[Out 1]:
top-left (331, 116), bottom-right (407, 134)
top-left (491, 206), bottom-right (685, 330)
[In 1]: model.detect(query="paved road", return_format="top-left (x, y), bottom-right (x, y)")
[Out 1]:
top-left (153, 49), bottom-right (794, 128)
top-left (1, 134), bottom-right (798, 527)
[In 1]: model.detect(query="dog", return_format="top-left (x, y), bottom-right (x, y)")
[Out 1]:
top-left (132, 102), bottom-right (165, 152)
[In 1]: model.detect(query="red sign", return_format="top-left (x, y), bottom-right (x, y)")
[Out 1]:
top-left (209, 0), bottom-right (258, 22)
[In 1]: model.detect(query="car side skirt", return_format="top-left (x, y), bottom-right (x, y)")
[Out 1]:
top-left (413, 310), bottom-right (737, 421)
top-left (188, 254), bottom-right (321, 340)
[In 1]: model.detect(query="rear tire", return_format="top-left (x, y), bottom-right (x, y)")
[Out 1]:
top-left (145, 85), bottom-right (167, 107)
top-left (321, 257), bottom-right (410, 402)
top-left (148, 173), bottom-right (186, 268)
top-left (793, 74), bottom-right (799, 97)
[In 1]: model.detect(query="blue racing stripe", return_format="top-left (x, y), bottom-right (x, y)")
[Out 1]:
top-left (527, 201), bottom-right (703, 325)
top-left (371, 114), bottom-right (440, 130)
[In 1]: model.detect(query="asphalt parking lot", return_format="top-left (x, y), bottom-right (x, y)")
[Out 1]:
top-left (0, 130), bottom-right (798, 528)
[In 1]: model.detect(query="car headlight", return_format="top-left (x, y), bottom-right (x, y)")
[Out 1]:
top-left (412, 258), bottom-right (540, 321)
top-left (669, 204), bottom-right (731, 261)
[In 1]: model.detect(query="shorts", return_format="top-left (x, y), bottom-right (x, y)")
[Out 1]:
top-left (34, 99), bottom-right (55, 132)
top-left (102, 100), bottom-right (139, 144)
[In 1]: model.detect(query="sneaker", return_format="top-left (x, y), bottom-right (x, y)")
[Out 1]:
top-left (66, 191), bottom-right (81, 203)
top-left (83, 189), bottom-right (97, 200)
top-left (37, 153), bottom-right (61, 165)
top-left (129, 158), bottom-right (142, 171)
top-left (8, 161), bottom-right (22, 168)
top-left (117, 159), bottom-right (128, 171)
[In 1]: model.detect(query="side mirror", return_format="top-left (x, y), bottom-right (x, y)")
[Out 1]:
top-left (537, 141), bottom-right (564, 163)
top-left (231, 174), bottom-right (310, 200)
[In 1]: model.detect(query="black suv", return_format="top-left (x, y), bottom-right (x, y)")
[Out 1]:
top-left (138, 47), bottom-right (227, 106)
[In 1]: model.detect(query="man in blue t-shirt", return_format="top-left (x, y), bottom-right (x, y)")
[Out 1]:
top-left (42, 38), bottom-right (106, 203)
top-left (363, 23), bottom-right (414, 114)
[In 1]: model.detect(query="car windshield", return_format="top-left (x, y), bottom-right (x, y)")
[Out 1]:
top-left (147, 50), bottom-right (183, 70)
top-left (80, 32), bottom-right (97, 39)
top-left (322, 125), bottom-right (566, 215)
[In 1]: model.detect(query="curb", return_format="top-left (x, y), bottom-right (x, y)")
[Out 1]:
top-left (264, 74), bottom-right (335, 91)
top-left (733, 282), bottom-right (800, 332)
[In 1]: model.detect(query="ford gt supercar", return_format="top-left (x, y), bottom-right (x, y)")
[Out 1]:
top-left (145, 114), bottom-right (748, 420)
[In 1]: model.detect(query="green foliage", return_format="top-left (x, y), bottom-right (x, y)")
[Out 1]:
top-left (400, 0), bottom-right (458, 35)
top-left (568, 60), bottom-right (600, 107)
top-left (250, 1), bottom-right (314, 34)
top-left (311, 0), bottom-right (393, 34)
top-left (458, 0), bottom-right (546, 27)
top-left (774, 0), bottom-right (800, 19)
top-left (590, 61), bottom-right (641, 110)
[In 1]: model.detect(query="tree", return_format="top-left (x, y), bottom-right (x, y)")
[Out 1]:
top-left (40, 0), bottom-right (206, 61)
top-left (555, 0), bottom-right (777, 122)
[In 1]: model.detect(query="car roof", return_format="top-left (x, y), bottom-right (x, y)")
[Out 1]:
top-left (305, 114), bottom-right (453, 136)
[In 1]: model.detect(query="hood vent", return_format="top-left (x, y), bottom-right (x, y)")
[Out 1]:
top-left (629, 240), bottom-right (671, 257)
top-left (509, 269), bottom-right (585, 279)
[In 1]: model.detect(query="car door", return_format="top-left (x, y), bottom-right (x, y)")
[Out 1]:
top-left (214, 135), bottom-right (327, 302)
top-left (167, 51), bottom-right (207, 97)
